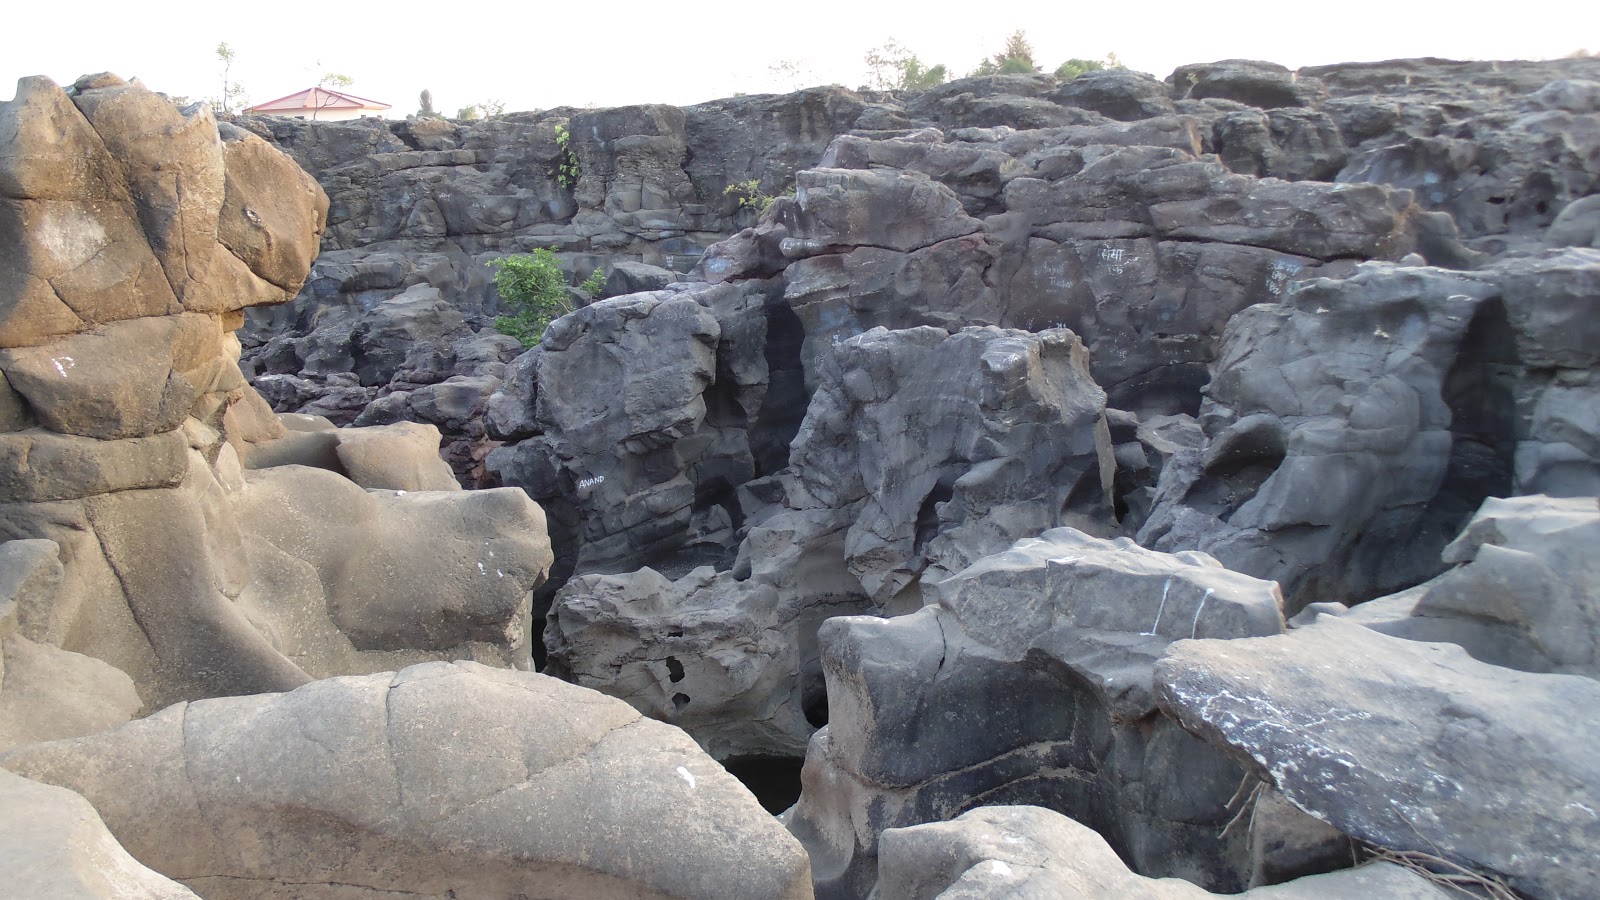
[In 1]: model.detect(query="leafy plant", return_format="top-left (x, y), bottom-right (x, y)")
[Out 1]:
top-left (310, 69), bottom-right (355, 121)
top-left (971, 30), bottom-right (1039, 77)
top-left (724, 178), bottom-right (792, 214)
top-left (554, 123), bottom-right (580, 187)
top-left (213, 42), bottom-right (248, 115)
top-left (864, 39), bottom-right (948, 90)
top-left (1056, 53), bottom-right (1123, 80)
top-left (579, 267), bottom-right (607, 297)
top-left (488, 250), bottom-right (575, 347)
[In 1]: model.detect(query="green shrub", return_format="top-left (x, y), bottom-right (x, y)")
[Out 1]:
top-left (724, 179), bottom-right (793, 214)
top-left (554, 123), bottom-right (580, 187)
top-left (489, 250), bottom-right (579, 347)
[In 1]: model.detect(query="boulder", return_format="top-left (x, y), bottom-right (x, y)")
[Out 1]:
top-left (1156, 617), bottom-right (1600, 900)
top-left (786, 528), bottom-right (1289, 896)
top-left (1345, 494), bottom-right (1600, 677)
top-left (0, 769), bottom-right (199, 899)
top-left (874, 805), bottom-right (1451, 900)
top-left (0, 661), bottom-right (814, 900)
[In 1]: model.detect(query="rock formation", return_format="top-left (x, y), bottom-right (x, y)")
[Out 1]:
top-left (0, 768), bottom-right (199, 899)
top-left (1, 661), bottom-right (814, 900)
top-left (0, 73), bottom-right (553, 739)
top-left (873, 806), bottom-right (1451, 900)
top-left (3, 51), bottom-right (1599, 900)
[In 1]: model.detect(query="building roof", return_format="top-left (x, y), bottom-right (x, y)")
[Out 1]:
top-left (245, 87), bottom-right (392, 114)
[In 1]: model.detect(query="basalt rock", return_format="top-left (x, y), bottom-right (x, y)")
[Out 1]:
top-left (544, 325), bottom-right (1110, 760)
top-left (1157, 616), bottom-right (1600, 900)
top-left (1139, 249), bottom-right (1600, 612)
top-left (785, 528), bottom-right (1291, 897)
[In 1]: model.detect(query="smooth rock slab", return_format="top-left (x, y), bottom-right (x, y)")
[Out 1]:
top-left (874, 805), bottom-right (1451, 900)
top-left (1155, 618), bottom-right (1600, 900)
top-left (0, 661), bottom-right (814, 900)
top-left (0, 769), bottom-right (199, 899)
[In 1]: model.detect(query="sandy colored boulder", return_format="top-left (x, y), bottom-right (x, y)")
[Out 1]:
top-left (1, 661), bottom-right (813, 900)
top-left (0, 769), bottom-right (198, 899)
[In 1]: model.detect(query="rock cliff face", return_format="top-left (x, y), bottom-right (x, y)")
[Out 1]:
top-left (238, 56), bottom-right (1599, 490)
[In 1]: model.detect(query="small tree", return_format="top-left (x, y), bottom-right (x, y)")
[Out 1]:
top-left (971, 30), bottom-right (1039, 76)
top-left (419, 89), bottom-right (437, 117)
top-left (864, 39), bottom-right (948, 90)
top-left (213, 42), bottom-right (248, 115)
top-left (310, 70), bottom-right (354, 121)
top-left (489, 250), bottom-right (604, 347)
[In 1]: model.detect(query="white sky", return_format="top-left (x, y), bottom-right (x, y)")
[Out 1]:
top-left (6, 1), bottom-right (1596, 115)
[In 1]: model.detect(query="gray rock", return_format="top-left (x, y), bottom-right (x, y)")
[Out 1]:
top-left (1169, 61), bottom-right (1328, 109)
top-left (1547, 193), bottom-right (1600, 247)
top-left (787, 528), bottom-right (1287, 896)
top-left (788, 326), bottom-right (1112, 606)
top-left (1345, 494), bottom-right (1600, 677)
top-left (1138, 262), bottom-right (1496, 610)
top-left (784, 168), bottom-right (983, 258)
top-left (1156, 617), bottom-right (1600, 900)
top-left (873, 805), bottom-right (1451, 900)
top-left (1, 661), bottom-right (815, 900)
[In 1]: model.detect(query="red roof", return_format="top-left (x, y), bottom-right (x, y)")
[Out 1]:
top-left (245, 87), bottom-right (391, 114)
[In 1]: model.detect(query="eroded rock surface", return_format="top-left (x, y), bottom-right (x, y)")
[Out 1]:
top-left (874, 805), bottom-right (1451, 900)
top-left (0, 74), bottom-right (553, 719)
top-left (1157, 617), bottom-right (1599, 900)
top-left (0, 769), bottom-right (199, 900)
top-left (0, 661), bottom-right (814, 900)
top-left (785, 528), bottom-right (1289, 896)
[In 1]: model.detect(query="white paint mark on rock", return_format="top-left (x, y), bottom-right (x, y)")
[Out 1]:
top-left (676, 765), bottom-right (696, 789)
top-left (1191, 587), bottom-right (1214, 639)
top-left (1143, 575), bottom-right (1174, 636)
top-left (50, 356), bottom-right (75, 377)
top-left (986, 860), bottom-right (1015, 878)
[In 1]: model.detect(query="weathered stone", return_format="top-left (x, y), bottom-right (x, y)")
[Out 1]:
top-left (0, 662), bottom-right (814, 900)
top-left (0, 429), bottom-right (188, 502)
top-left (0, 769), bottom-right (199, 899)
top-left (786, 528), bottom-right (1287, 896)
top-left (332, 420), bottom-right (459, 491)
top-left (784, 168), bottom-right (982, 258)
top-left (0, 314), bottom-right (223, 439)
top-left (874, 806), bottom-right (1450, 900)
top-left (1156, 618), bottom-right (1600, 900)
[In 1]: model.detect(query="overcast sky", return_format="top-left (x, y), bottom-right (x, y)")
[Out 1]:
top-left (7, 1), bottom-right (1595, 115)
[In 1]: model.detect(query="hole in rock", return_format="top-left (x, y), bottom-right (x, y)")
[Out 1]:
top-left (912, 478), bottom-right (957, 557)
top-left (671, 692), bottom-right (691, 711)
top-left (803, 691), bottom-right (830, 729)
top-left (666, 656), bottom-right (686, 683)
top-left (720, 756), bottom-right (805, 814)
top-left (751, 295), bottom-right (809, 474)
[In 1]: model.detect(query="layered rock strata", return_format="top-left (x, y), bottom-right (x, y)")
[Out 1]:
top-left (0, 74), bottom-right (553, 735)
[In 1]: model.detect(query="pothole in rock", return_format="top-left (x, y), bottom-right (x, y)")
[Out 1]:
top-left (720, 756), bottom-right (805, 815)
